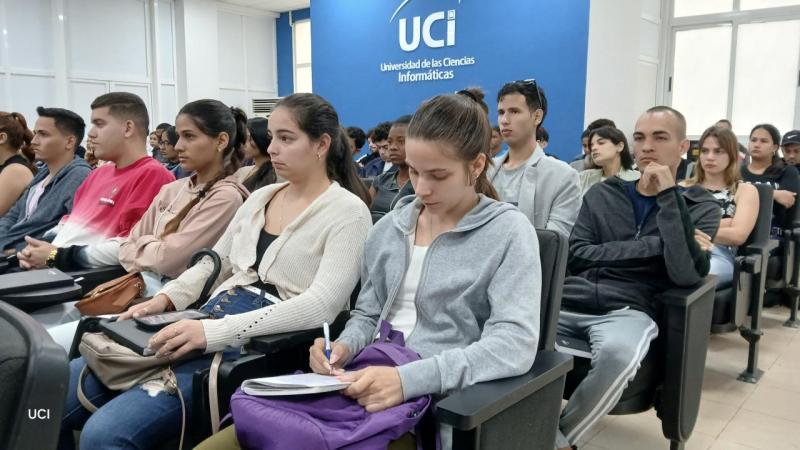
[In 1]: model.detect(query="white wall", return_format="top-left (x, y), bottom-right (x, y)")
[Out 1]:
top-left (0, 0), bottom-right (278, 141)
top-left (176, 0), bottom-right (220, 102)
top-left (584, 0), bottom-right (665, 137)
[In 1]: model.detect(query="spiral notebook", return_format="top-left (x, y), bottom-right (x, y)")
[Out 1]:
top-left (242, 373), bottom-right (352, 396)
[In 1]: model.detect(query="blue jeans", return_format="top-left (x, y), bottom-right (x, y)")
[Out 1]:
top-left (710, 244), bottom-right (736, 288)
top-left (58, 287), bottom-right (274, 450)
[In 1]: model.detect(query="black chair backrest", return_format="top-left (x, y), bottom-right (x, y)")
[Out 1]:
top-left (0, 301), bottom-right (68, 450)
top-left (743, 184), bottom-right (774, 248)
top-left (536, 229), bottom-right (568, 351)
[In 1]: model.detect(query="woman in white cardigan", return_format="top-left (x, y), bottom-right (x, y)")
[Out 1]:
top-left (59, 94), bottom-right (371, 450)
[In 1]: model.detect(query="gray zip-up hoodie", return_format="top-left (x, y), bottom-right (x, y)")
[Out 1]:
top-left (0, 156), bottom-right (91, 251)
top-left (336, 194), bottom-right (541, 403)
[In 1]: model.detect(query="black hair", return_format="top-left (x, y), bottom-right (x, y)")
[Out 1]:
top-left (275, 93), bottom-right (370, 204)
top-left (243, 117), bottom-right (277, 192)
top-left (368, 122), bottom-right (391, 142)
top-left (586, 118), bottom-right (616, 132)
top-left (35, 106), bottom-right (85, 147)
top-left (751, 123), bottom-right (785, 180)
top-left (156, 122), bottom-right (171, 131)
top-left (346, 126), bottom-right (367, 149)
top-left (536, 126), bottom-right (549, 143)
top-left (161, 100), bottom-right (246, 236)
top-left (497, 80), bottom-right (548, 124)
top-left (456, 87), bottom-right (489, 115)
top-left (588, 126), bottom-right (634, 171)
top-left (393, 115), bottom-right (413, 127)
top-left (716, 119), bottom-right (732, 127)
top-left (165, 125), bottom-right (179, 146)
top-left (90, 92), bottom-right (149, 137)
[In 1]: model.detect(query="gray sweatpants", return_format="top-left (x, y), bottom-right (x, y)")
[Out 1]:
top-left (555, 307), bottom-right (658, 448)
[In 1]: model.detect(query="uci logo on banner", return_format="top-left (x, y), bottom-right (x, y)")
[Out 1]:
top-left (391, 0), bottom-right (460, 52)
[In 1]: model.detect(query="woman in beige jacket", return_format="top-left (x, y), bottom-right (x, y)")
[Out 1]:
top-left (59, 94), bottom-right (371, 450)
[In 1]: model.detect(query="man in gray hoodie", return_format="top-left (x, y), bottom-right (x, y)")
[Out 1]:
top-left (555, 106), bottom-right (721, 449)
top-left (0, 107), bottom-right (90, 254)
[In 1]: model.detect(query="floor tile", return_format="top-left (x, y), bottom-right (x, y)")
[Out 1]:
top-left (693, 399), bottom-right (740, 437)
top-left (717, 409), bottom-right (800, 449)
top-left (741, 384), bottom-right (800, 423)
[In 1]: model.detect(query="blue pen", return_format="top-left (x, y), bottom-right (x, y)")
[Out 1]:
top-left (323, 322), bottom-right (332, 372)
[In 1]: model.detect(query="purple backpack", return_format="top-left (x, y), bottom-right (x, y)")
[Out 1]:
top-left (230, 320), bottom-right (436, 450)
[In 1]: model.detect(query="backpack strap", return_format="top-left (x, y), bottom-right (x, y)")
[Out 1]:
top-left (378, 319), bottom-right (405, 346)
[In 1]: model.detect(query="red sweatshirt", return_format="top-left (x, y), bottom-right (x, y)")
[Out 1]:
top-left (52, 156), bottom-right (175, 247)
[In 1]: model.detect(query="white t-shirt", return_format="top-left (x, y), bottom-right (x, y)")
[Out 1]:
top-left (386, 241), bottom-right (428, 337)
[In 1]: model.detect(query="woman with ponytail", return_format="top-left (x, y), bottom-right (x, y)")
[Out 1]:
top-left (302, 94), bottom-right (541, 450)
top-left (47, 99), bottom-right (249, 349)
top-left (0, 111), bottom-right (36, 215)
top-left (59, 94), bottom-right (372, 449)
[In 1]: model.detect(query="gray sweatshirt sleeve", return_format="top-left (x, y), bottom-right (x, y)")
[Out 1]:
top-left (335, 242), bottom-right (384, 361)
top-left (396, 214), bottom-right (541, 400)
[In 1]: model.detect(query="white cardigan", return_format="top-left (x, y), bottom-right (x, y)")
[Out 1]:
top-left (157, 181), bottom-right (372, 352)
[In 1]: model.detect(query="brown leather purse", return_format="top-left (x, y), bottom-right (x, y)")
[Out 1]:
top-left (75, 272), bottom-right (146, 316)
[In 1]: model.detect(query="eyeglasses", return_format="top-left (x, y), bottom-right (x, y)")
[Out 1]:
top-left (514, 78), bottom-right (544, 113)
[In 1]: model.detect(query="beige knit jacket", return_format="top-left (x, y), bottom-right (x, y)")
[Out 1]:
top-left (157, 181), bottom-right (372, 352)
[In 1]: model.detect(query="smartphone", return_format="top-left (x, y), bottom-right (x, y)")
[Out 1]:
top-left (134, 309), bottom-right (209, 330)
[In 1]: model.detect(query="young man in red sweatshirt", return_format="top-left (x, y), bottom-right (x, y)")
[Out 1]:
top-left (17, 92), bottom-right (174, 271)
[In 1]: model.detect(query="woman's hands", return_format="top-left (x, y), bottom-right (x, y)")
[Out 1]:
top-left (339, 367), bottom-right (404, 413)
top-left (118, 294), bottom-right (172, 321)
top-left (309, 339), bottom-right (405, 413)
top-left (148, 319), bottom-right (207, 359)
top-left (309, 338), bottom-right (350, 375)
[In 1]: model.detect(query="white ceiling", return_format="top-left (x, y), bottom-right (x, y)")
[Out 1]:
top-left (219, 0), bottom-right (310, 13)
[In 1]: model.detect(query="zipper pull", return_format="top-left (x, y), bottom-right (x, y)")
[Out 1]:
top-left (634, 225), bottom-right (642, 241)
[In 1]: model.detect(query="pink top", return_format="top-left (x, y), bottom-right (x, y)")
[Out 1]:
top-left (52, 156), bottom-right (175, 246)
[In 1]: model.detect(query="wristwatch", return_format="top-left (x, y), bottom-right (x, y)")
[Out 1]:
top-left (46, 247), bottom-right (59, 268)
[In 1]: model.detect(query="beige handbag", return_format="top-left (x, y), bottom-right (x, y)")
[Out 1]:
top-left (76, 331), bottom-right (225, 448)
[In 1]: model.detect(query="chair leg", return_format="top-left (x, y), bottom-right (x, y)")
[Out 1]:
top-left (783, 287), bottom-right (800, 328)
top-left (738, 266), bottom-right (766, 384)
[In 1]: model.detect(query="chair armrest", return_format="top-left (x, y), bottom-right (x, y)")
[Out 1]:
top-left (657, 276), bottom-right (717, 307)
top-left (436, 351), bottom-right (573, 430)
top-left (247, 310), bottom-right (349, 355)
top-left (740, 239), bottom-right (780, 257)
top-left (658, 275), bottom-right (715, 443)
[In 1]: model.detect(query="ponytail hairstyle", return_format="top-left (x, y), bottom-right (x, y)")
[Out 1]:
top-left (243, 117), bottom-right (277, 192)
top-left (160, 100), bottom-right (246, 237)
top-left (750, 123), bottom-right (785, 181)
top-left (0, 111), bottom-right (35, 172)
top-left (408, 94), bottom-right (500, 200)
top-left (456, 87), bottom-right (489, 115)
top-left (274, 93), bottom-right (370, 204)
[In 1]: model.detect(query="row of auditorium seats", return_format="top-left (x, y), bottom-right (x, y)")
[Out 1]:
top-left (0, 228), bottom-right (722, 450)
